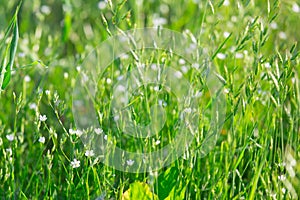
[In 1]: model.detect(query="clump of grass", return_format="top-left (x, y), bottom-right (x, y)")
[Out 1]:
top-left (0, 0), bottom-right (299, 199)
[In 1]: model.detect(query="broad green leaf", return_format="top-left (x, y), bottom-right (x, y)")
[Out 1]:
top-left (0, 2), bottom-right (20, 90)
top-left (154, 167), bottom-right (179, 200)
top-left (2, 18), bottom-right (19, 89)
top-left (121, 182), bottom-right (158, 200)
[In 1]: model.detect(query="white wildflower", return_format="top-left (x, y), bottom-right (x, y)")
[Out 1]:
top-left (278, 175), bottom-right (286, 181)
top-left (64, 72), bottom-right (69, 79)
top-left (39, 115), bottom-right (47, 122)
top-left (75, 130), bottom-right (83, 137)
top-left (181, 66), bottom-right (188, 74)
top-left (29, 103), bottom-right (37, 110)
top-left (6, 134), bottom-right (15, 142)
top-left (24, 75), bottom-right (31, 82)
top-left (69, 129), bottom-right (76, 135)
top-left (85, 150), bottom-right (95, 157)
top-left (69, 129), bottom-right (82, 137)
top-left (71, 158), bottom-right (80, 168)
top-left (264, 62), bottom-right (271, 69)
top-left (114, 115), bottom-right (120, 121)
top-left (224, 88), bottom-right (230, 94)
top-left (153, 86), bottom-right (160, 91)
top-left (95, 128), bottom-right (103, 135)
top-left (98, 1), bottom-right (107, 10)
top-left (216, 53), bottom-right (226, 60)
top-left (223, 0), bottom-right (230, 6)
top-left (292, 3), bottom-right (300, 13)
top-left (223, 31), bottom-right (230, 38)
top-left (126, 159), bottom-right (134, 166)
top-left (178, 58), bottom-right (186, 65)
top-left (153, 16), bottom-right (167, 27)
top-left (235, 52), bottom-right (244, 59)
top-left (38, 136), bottom-right (45, 144)
top-left (41, 5), bottom-right (51, 15)
top-left (174, 71), bottom-right (183, 79)
top-left (106, 78), bottom-right (112, 84)
top-left (270, 22), bottom-right (278, 30)
top-left (278, 32), bottom-right (287, 40)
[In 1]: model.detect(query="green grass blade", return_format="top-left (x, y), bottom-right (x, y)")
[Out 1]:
top-left (2, 17), bottom-right (19, 89)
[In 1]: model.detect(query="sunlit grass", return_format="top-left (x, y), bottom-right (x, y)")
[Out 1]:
top-left (0, 0), bottom-right (300, 199)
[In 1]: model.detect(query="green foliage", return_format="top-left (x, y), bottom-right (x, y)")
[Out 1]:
top-left (0, 0), bottom-right (300, 199)
top-left (122, 182), bottom-right (158, 200)
top-left (0, 1), bottom-right (20, 91)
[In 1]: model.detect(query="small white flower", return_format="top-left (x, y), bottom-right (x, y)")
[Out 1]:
top-left (45, 90), bottom-right (50, 96)
top-left (39, 115), bottom-right (47, 122)
top-left (69, 129), bottom-right (76, 135)
top-left (104, 135), bottom-right (108, 141)
top-left (160, 4), bottom-right (169, 14)
top-left (153, 17), bottom-right (167, 27)
top-left (278, 32), bottom-right (287, 40)
top-left (292, 3), bottom-right (300, 13)
top-left (64, 72), bottom-right (69, 79)
top-left (106, 78), bottom-right (112, 84)
top-left (178, 58), bottom-right (186, 65)
top-left (98, 1), bottom-right (107, 10)
top-left (223, 0), bottom-right (230, 6)
top-left (18, 52), bottom-right (25, 58)
top-left (95, 128), bottom-right (103, 135)
top-left (69, 129), bottom-right (82, 136)
top-left (41, 5), bottom-right (51, 15)
top-left (224, 88), bottom-right (230, 94)
top-left (120, 53), bottom-right (129, 60)
top-left (223, 31), bottom-right (230, 38)
top-left (278, 175), bottom-right (286, 181)
top-left (114, 115), bottom-right (120, 121)
top-left (216, 53), bottom-right (226, 60)
top-left (292, 77), bottom-right (296, 84)
top-left (76, 66), bottom-right (81, 72)
top-left (151, 64), bottom-right (158, 70)
top-left (38, 136), bottom-right (45, 144)
top-left (29, 103), bottom-right (37, 110)
top-left (192, 63), bottom-right (200, 70)
top-left (231, 16), bottom-right (237, 22)
top-left (235, 52), bottom-right (244, 59)
top-left (184, 108), bottom-right (192, 113)
top-left (75, 130), bottom-right (83, 137)
top-left (194, 91), bottom-right (202, 97)
top-left (155, 140), bottom-right (161, 145)
top-left (281, 188), bottom-right (286, 194)
top-left (174, 71), bottom-right (183, 79)
top-left (181, 66), bottom-right (188, 74)
top-left (264, 62), bottom-right (271, 69)
top-left (24, 75), bottom-right (31, 82)
top-left (116, 85), bottom-right (126, 92)
top-left (85, 150), bottom-right (95, 157)
top-left (71, 158), bottom-right (80, 168)
top-left (270, 22), bottom-right (278, 30)
top-left (6, 134), bottom-right (15, 142)
top-left (153, 86), bottom-right (160, 91)
top-left (126, 159), bottom-right (134, 166)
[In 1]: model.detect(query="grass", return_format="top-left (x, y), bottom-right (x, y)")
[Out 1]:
top-left (0, 0), bottom-right (300, 199)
